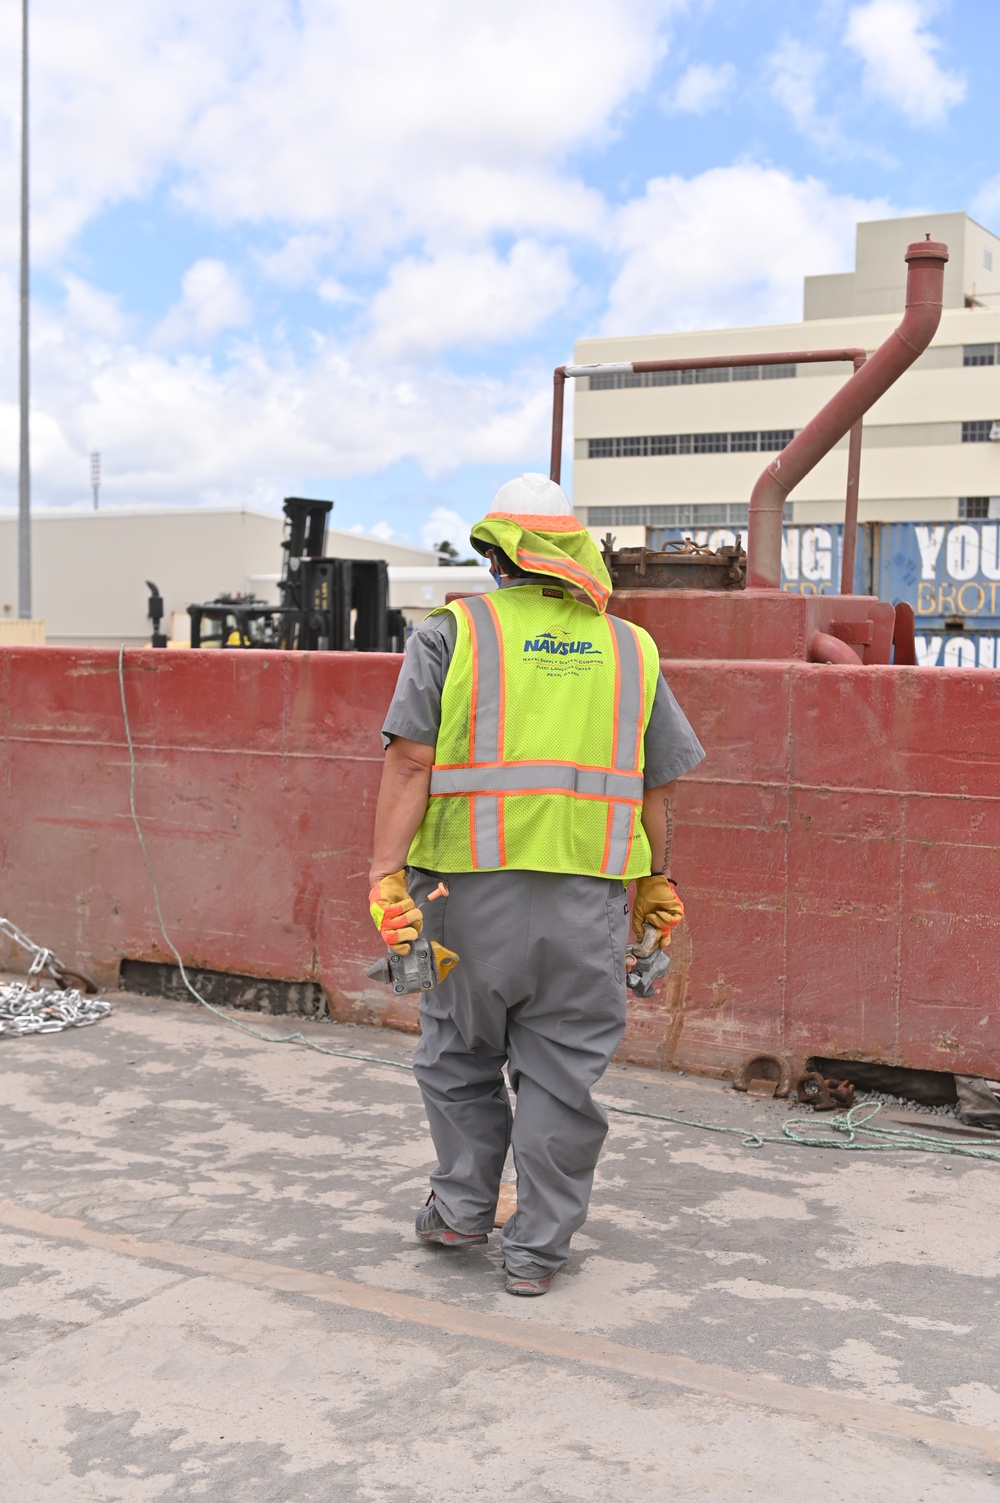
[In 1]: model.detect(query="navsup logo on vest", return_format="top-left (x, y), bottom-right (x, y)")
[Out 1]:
top-left (523, 628), bottom-right (601, 657)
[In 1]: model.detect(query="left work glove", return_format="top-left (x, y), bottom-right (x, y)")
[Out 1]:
top-left (369, 869), bottom-right (423, 955)
top-left (632, 874), bottom-right (684, 949)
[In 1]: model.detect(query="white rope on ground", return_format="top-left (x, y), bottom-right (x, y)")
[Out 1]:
top-left (115, 646), bottom-right (1000, 1162)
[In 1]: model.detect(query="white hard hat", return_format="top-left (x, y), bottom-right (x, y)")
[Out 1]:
top-left (488, 473), bottom-right (572, 518)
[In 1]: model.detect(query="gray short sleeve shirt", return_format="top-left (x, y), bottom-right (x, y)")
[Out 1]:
top-left (382, 590), bottom-right (705, 786)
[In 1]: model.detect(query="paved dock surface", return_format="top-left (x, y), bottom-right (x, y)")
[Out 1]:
top-left (1, 992), bottom-right (999, 1501)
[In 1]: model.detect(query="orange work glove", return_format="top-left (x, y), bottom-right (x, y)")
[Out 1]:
top-left (632, 875), bottom-right (684, 949)
top-left (369, 869), bottom-right (423, 955)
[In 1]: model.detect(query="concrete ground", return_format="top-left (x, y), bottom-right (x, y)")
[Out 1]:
top-left (2, 991), bottom-right (1000, 1502)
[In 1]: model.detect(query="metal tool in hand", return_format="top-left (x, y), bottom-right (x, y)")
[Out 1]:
top-left (625, 923), bottom-right (671, 997)
top-left (366, 882), bottom-right (460, 995)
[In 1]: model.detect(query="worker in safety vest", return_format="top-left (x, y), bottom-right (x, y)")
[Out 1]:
top-left (368, 473), bottom-right (704, 1296)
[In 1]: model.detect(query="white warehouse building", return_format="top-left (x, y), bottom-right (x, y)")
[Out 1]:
top-left (571, 212), bottom-right (1000, 549)
top-left (0, 507), bottom-right (488, 647)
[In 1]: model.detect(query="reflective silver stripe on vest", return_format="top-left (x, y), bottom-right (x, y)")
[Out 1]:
top-left (605, 801), bottom-right (635, 877)
top-left (430, 763), bottom-right (642, 800)
top-left (607, 613), bottom-right (643, 773)
top-left (472, 796), bottom-right (502, 868)
top-left (463, 595), bottom-right (502, 763)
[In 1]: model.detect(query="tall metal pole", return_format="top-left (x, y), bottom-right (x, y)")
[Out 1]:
top-left (18, 0), bottom-right (31, 619)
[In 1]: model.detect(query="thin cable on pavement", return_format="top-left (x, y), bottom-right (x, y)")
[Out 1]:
top-left (116, 647), bottom-right (1000, 1164)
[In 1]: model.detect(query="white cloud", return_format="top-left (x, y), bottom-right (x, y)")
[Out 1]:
top-left (844, 0), bottom-right (965, 125)
top-left (256, 234), bottom-right (337, 289)
top-left (768, 38), bottom-right (827, 138)
top-left (972, 176), bottom-right (1000, 232)
top-left (317, 279), bottom-right (363, 307)
top-left (603, 165), bottom-right (896, 333)
top-left (766, 34), bottom-right (897, 166)
top-left (419, 506), bottom-right (480, 555)
top-left (153, 259), bottom-right (251, 347)
top-left (664, 61), bottom-right (735, 114)
top-left (0, 0), bottom-right (944, 524)
top-left (171, 0), bottom-right (677, 244)
top-left (0, 0), bottom-right (242, 268)
top-left (366, 241), bottom-right (575, 359)
top-left (0, 156), bottom-right (900, 512)
top-left (0, 0), bottom-right (680, 275)
top-left (0, 268), bottom-right (554, 504)
top-left (61, 276), bottom-right (129, 341)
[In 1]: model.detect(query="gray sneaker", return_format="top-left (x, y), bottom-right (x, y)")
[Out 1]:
top-left (415, 1195), bottom-right (489, 1247)
top-left (504, 1270), bottom-right (552, 1297)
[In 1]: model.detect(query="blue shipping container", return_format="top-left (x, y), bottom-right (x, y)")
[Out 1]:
top-left (646, 521), bottom-right (1000, 667)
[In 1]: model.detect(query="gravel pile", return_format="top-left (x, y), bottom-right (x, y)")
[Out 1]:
top-left (855, 1089), bottom-right (959, 1118)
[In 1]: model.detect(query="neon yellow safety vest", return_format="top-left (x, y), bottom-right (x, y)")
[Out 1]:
top-left (408, 583), bottom-right (661, 880)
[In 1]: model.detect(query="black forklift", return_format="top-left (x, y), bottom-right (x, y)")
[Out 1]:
top-left (181, 498), bottom-right (407, 652)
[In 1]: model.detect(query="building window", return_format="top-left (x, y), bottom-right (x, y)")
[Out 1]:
top-left (985, 249), bottom-right (994, 273)
top-left (959, 497), bottom-right (990, 518)
top-left (586, 430), bottom-right (794, 459)
top-left (962, 420), bottom-right (994, 442)
top-left (585, 503), bottom-right (750, 527)
top-left (963, 343), bottom-right (996, 366)
top-left (586, 364), bottom-right (797, 390)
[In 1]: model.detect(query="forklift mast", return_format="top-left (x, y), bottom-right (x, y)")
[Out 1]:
top-left (187, 496), bottom-right (405, 652)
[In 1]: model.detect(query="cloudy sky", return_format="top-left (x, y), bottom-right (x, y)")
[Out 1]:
top-left (0, 0), bottom-right (994, 549)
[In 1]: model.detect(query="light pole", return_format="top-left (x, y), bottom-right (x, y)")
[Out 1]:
top-left (18, 0), bottom-right (30, 619)
top-left (91, 451), bottom-right (101, 510)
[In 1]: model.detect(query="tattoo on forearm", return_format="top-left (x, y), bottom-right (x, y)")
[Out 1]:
top-left (662, 799), bottom-right (674, 874)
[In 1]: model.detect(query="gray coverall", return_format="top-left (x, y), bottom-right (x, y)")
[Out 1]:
top-left (382, 584), bottom-right (704, 1280)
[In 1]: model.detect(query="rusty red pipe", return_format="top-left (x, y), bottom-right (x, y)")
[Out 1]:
top-left (549, 348), bottom-right (868, 486)
top-left (840, 407), bottom-right (865, 594)
top-left (808, 631), bottom-right (861, 666)
top-left (747, 239), bottom-right (949, 590)
top-left (551, 367), bottom-right (567, 483)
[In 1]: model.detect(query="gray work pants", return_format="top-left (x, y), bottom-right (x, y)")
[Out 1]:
top-left (408, 867), bottom-right (629, 1279)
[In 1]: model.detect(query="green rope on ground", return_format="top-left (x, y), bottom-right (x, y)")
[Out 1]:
top-left (117, 647), bottom-right (1000, 1164)
top-left (598, 1097), bottom-right (1000, 1161)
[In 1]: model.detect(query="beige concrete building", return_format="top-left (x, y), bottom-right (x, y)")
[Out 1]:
top-left (571, 212), bottom-right (1000, 548)
top-left (0, 507), bottom-right (453, 646)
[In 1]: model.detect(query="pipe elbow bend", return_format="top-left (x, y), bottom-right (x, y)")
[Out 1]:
top-left (808, 631), bottom-right (860, 666)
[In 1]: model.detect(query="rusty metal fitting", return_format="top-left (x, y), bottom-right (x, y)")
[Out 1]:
top-left (732, 1052), bottom-right (793, 1099)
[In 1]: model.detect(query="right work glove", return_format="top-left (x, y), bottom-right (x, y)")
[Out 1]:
top-left (369, 869), bottom-right (423, 955)
top-left (631, 874), bottom-right (684, 950)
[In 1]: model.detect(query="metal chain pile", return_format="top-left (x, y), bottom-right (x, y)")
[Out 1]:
top-left (0, 917), bottom-right (111, 1037)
